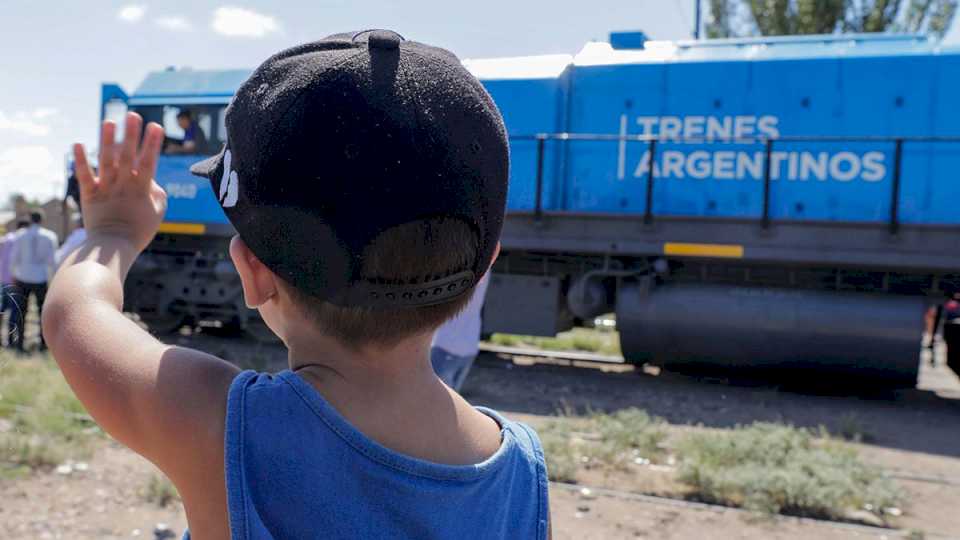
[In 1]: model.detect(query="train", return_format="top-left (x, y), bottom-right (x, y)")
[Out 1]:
top-left (97, 31), bottom-right (960, 387)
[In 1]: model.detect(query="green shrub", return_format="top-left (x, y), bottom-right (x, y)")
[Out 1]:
top-left (590, 409), bottom-right (667, 468)
top-left (539, 408), bottom-right (667, 481)
top-left (489, 334), bottom-right (520, 347)
top-left (676, 422), bottom-right (901, 520)
top-left (539, 422), bottom-right (580, 482)
top-left (487, 328), bottom-right (622, 356)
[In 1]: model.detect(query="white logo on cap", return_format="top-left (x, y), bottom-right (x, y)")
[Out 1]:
top-left (219, 149), bottom-right (239, 208)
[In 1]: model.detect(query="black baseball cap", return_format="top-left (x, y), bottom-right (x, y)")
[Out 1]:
top-left (191, 30), bottom-right (509, 309)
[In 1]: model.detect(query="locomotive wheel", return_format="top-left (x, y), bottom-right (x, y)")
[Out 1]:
top-left (201, 318), bottom-right (246, 338)
top-left (138, 310), bottom-right (185, 335)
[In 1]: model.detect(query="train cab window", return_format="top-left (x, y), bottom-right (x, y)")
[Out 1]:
top-left (130, 105), bottom-right (226, 155)
top-left (163, 106), bottom-right (212, 155)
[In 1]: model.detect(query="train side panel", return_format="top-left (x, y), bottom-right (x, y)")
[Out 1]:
top-left (483, 76), bottom-right (567, 211)
top-left (517, 50), bottom-right (960, 225)
top-left (156, 156), bottom-right (230, 226)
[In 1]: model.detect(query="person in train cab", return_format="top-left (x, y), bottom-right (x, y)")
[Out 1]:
top-left (44, 30), bottom-right (550, 540)
top-left (165, 109), bottom-right (207, 154)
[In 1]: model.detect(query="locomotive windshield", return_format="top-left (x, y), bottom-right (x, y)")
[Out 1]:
top-left (130, 104), bottom-right (227, 155)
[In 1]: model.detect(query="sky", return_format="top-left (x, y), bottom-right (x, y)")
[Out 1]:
top-left (0, 1), bottom-right (958, 205)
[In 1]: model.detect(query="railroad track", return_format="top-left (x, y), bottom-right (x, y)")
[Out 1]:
top-left (479, 343), bottom-right (626, 365)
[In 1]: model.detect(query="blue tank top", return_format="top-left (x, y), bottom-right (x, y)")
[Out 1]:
top-left (187, 370), bottom-right (549, 539)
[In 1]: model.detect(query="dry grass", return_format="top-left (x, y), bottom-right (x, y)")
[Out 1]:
top-left (0, 352), bottom-right (98, 477)
top-left (488, 326), bottom-right (621, 356)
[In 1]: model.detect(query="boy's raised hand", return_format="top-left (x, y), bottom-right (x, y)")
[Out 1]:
top-left (48, 113), bottom-right (238, 534)
top-left (72, 112), bottom-right (168, 253)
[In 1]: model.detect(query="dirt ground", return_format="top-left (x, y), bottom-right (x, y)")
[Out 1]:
top-left (2, 329), bottom-right (959, 539)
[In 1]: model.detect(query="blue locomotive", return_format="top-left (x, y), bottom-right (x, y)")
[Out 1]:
top-left (100, 32), bottom-right (960, 385)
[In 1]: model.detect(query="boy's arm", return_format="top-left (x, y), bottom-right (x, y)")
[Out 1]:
top-left (42, 113), bottom-right (240, 479)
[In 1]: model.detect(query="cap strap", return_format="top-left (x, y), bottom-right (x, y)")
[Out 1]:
top-left (337, 270), bottom-right (476, 308)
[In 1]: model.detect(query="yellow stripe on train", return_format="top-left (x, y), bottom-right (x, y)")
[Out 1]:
top-left (663, 242), bottom-right (744, 259)
top-left (158, 222), bottom-right (206, 235)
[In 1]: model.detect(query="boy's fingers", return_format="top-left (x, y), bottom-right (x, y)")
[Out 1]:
top-left (117, 112), bottom-right (143, 177)
top-left (99, 121), bottom-right (117, 186)
top-left (72, 144), bottom-right (96, 191)
top-left (137, 123), bottom-right (164, 183)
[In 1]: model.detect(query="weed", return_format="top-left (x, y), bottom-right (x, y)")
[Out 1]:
top-left (143, 473), bottom-right (180, 507)
top-left (539, 407), bottom-right (667, 481)
top-left (836, 413), bottom-right (874, 443)
top-left (539, 421), bottom-right (581, 482)
top-left (590, 409), bottom-right (667, 469)
top-left (676, 422), bottom-right (902, 521)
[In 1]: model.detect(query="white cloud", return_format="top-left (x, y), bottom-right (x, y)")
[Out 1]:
top-left (945, 21), bottom-right (960, 44)
top-left (117, 4), bottom-right (146, 23)
top-left (0, 109), bottom-right (59, 137)
top-left (155, 16), bottom-right (193, 32)
top-left (211, 6), bottom-right (279, 38)
top-left (32, 108), bottom-right (58, 120)
top-left (0, 146), bottom-right (64, 202)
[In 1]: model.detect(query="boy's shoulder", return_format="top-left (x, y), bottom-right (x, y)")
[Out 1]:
top-left (228, 370), bottom-right (546, 471)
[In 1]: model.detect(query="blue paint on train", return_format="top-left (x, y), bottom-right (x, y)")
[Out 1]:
top-left (111, 32), bottom-right (960, 232)
top-left (155, 157), bottom-right (230, 225)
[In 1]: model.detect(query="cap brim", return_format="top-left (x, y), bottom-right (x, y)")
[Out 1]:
top-left (189, 152), bottom-right (223, 179)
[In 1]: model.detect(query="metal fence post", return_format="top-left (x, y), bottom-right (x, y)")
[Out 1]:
top-left (534, 136), bottom-right (546, 222)
top-left (762, 139), bottom-right (773, 229)
top-left (890, 139), bottom-right (903, 236)
top-left (644, 139), bottom-right (657, 225)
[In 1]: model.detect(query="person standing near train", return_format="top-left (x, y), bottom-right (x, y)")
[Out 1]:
top-left (431, 272), bottom-right (491, 392)
top-left (9, 210), bottom-right (58, 351)
top-left (0, 220), bottom-right (28, 347)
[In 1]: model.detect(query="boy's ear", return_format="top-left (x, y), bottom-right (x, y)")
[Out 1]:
top-left (229, 235), bottom-right (278, 308)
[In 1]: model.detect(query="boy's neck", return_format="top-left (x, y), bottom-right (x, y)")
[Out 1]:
top-left (283, 321), bottom-right (503, 467)
top-left (286, 329), bottom-right (436, 389)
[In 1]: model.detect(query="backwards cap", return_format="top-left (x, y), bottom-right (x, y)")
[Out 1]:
top-left (191, 30), bottom-right (509, 308)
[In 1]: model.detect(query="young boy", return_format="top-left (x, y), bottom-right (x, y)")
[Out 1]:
top-left (44, 30), bottom-right (550, 539)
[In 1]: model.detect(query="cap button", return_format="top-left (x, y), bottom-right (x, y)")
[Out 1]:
top-left (368, 30), bottom-right (402, 50)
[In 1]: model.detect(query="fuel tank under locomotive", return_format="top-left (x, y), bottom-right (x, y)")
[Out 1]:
top-left (616, 282), bottom-right (925, 387)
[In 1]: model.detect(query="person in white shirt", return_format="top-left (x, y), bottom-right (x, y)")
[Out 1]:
top-left (9, 211), bottom-right (58, 351)
top-left (0, 221), bottom-right (29, 347)
top-left (430, 272), bottom-right (491, 391)
top-left (55, 217), bottom-right (86, 267)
